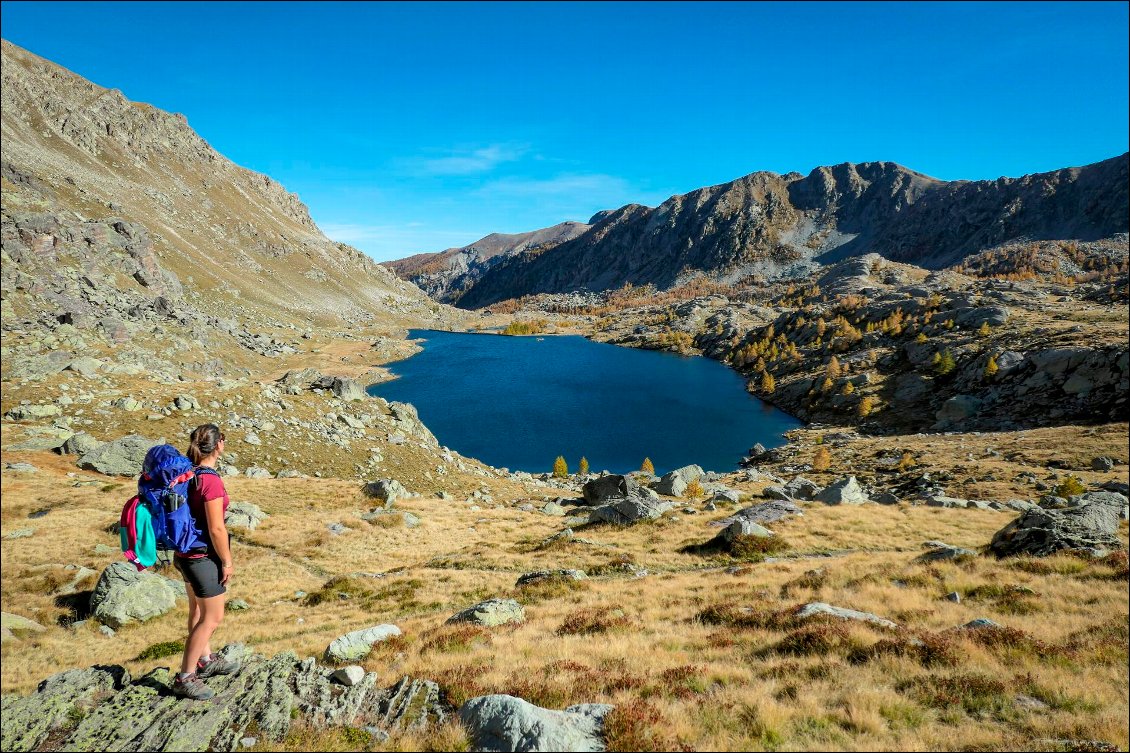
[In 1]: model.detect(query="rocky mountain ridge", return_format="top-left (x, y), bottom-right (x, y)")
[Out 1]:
top-left (403, 155), bottom-right (1129, 309)
top-left (383, 221), bottom-right (591, 304)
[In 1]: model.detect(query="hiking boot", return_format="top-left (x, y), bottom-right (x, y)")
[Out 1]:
top-left (197, 653), bottom-right (240, 678)
top-left (170, 672), bottom-right (214, 700)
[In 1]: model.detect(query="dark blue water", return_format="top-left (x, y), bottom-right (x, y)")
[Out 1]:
top-left (369, 330), bottom-right (803, 476)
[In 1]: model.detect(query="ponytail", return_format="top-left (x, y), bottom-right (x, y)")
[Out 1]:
top-left (187, 424), bottom-right (222, 465)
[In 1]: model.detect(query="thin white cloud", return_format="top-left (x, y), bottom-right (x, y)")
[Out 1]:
top-left (417, 144), bottom-right (526, 176)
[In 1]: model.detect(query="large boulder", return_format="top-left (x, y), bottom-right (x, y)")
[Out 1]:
top-left (324, 624), bottom-right (402, 662)
top-left (650, 465), bottom-right (704, 497)
top-left (581, 474), bottom-right (637, 505)
top-left (783, 477), bottom-right (821, 501)
top-left (89, 562), bottom-right (179, 629)
top-left (313, 375), bottom-right (366, 401)
top-left (447, 599), bottom-right (525, 627)
top-left (815, 477), bottom-right (869, 505)
top-left (77, 435), bottom-right (153, 476)
top-left (459, 695), bottom-right (614, 753)
top-left (988, 492), bottom-right (1126, 557)
top-left (363, 479), bottom-right (409, 507)
top-left (588, 492), bottom-right (672, 525)
top-left (225, 501), bottom-right (268, 531)
top-left (58, 432), bottom-right (102, 456)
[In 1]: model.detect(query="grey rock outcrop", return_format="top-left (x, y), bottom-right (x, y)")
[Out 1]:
top-left (458, 695), bottom-right (614, 753)
top-left (988, 492), bottom-right (1126, 557)
top-left (89, 561), bottom-right (179, 629)
top-left (0, 646), bottom-right (448, 752)
top-left (446, 599), bottom-right (525, 627)
top-left (77, 434), bottom-right (153, 476)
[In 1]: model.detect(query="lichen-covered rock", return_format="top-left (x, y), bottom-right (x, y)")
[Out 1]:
top-left (324, 625), bottom-right (402, 662)
top-left (459, 694), bottom-right (614, 753)
top-left (988, 493), bottom-right (1125, 557)
top-left (0, 646), bottom-right (449, 753)
top-left (447, 599), bottom-right (525, 627)
top-left (89, 561), bottom-right (179, 628)
top-left (1, 664), bottom-right (131, 751)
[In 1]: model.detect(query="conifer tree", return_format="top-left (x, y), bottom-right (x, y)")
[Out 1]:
top-left (826, 356), bottom-right (842, 379)
top-left (984, 355), bottom-right (999, 379)
top-left (640, 457), bottom-right (655, 475)
top-left (812, 446), bottom-right (831, 471)
top-left (553, 456), bottom-right (568, 478)
top-left (579, 457), bottom-right (590, 475)
top-left (760, 371), bottom-right (776, 393)
top-left (858, 396), bottom-right (876, 417)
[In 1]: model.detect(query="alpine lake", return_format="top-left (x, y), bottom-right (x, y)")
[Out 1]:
top-left (369, 329), bottom-right (804, 476)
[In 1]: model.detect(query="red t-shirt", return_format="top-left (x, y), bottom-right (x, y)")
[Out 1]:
top-left (177, 470), bottom-right (230, 559)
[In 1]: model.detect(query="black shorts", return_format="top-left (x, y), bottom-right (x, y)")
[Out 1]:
top-left (174, 553), bottom-right (227, 599)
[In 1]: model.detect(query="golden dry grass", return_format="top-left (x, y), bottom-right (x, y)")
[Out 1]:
top-left (2, 441), bottom-right (1127, 751)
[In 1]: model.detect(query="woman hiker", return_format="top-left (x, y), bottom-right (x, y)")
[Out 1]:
top-left (171, 424), bottom-right (240, 700)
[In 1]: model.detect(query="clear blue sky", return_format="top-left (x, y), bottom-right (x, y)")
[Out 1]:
top-left (2, 2), bottom-right (1127, 261)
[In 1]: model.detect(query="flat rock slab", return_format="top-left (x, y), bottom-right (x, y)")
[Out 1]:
top-left (795, 602), bottom-right (898, 629)
top-left (710, 501), bottom-right (804, 528)
top-left (447, 599), bottom-right (525, 627)
top-left (325, 624), bottom-right (402, 662)
top-left (459, 694), bottom-right (614, 752)
top-left (516, 570), bottom-right (587, 587)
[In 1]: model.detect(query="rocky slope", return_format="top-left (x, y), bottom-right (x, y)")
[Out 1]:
top-left (1, 39), bottom-right (458, 357)
top-left (443, 155), bottom-right (1128, 309)
top-left (384, 221), bottom-right (590, 304)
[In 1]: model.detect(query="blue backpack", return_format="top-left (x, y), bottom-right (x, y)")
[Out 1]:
top-left (120, 445), bottom-right (208, 569)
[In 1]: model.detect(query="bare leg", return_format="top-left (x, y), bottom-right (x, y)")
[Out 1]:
top-left (184, 589), bottom-right (213, 664)
top-left (180, 593), bottom-right (225, 675)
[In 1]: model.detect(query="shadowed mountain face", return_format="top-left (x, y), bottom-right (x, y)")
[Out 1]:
top-left (383, 221), bottom-right (591, 304)
top-left (0, 39), bottom-right (442, 333)
top-left (422, 156), bottom-right (1128, 309)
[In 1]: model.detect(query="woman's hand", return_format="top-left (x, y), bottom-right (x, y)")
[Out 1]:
top-left (221, 562), bottom-right (234, 585)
